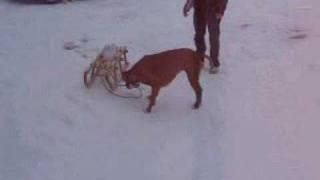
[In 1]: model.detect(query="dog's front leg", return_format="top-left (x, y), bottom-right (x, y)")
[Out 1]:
top-left (145, 86), bottom-right (160, 113)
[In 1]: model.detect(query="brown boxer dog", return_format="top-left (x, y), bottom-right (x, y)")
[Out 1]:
top-left (122, 48), bottom-right (203, 113)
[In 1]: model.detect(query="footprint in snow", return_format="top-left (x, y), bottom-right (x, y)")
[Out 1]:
top-left (239, 23), bottom-right (252, 30)
top-left (288, 34), bottom-right (308, 40)
top-left (288, 27), bottom-right (308, 40)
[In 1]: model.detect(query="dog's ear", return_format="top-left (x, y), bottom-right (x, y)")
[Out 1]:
top-left (122, 71), bottom-right (138, 83)
top-left (129, 73), bottom-right (138, 82)
top-left (121, 71), bottom-right (129, 81)
top-left (122, 71), bottom-right (138, 89)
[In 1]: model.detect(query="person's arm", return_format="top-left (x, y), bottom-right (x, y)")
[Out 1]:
top-left (183, 0), bottom-right (194, 17)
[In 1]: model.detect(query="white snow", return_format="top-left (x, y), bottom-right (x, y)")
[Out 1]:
top-left (1, 0), bottom-right (320, 180)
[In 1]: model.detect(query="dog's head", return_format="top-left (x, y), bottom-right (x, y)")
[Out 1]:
top-left (122, 71), bottom-right (140, 89)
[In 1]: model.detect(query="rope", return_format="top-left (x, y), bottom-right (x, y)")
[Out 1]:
top-left (101, 77), bottom-right (143, 99)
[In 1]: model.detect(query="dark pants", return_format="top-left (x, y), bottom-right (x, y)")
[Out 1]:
top-left (193, 0), bottom-right (227, 67)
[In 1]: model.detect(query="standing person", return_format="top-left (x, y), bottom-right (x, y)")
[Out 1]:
top-left (183, 0), bottom-right (228, 73)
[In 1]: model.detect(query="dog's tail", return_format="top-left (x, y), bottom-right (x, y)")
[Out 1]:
top-left (194, 52), bottom-right (212, 68)
top-left (197, 53), bottom-right (211, 62)
top-left (202, 54), bottom-right (211, 61)
top-left (193, 51), bottom-right (211, 61)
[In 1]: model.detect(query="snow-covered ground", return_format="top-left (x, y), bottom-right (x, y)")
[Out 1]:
top-left (1, 0), bottom-right (320, 179)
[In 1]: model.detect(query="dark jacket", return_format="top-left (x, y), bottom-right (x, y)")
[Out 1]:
top-left (195, 0), bottom-right (228, 15)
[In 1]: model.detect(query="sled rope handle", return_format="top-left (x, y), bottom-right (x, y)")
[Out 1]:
top-left (101, 77), bottom-right (143, 99)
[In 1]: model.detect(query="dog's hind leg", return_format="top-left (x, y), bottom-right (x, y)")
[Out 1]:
top-left (186, 68), bottom-right (202, 109)
top-left (145, 86), bottom-right (160, 113)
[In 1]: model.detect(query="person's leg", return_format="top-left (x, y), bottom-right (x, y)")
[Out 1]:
top-left (208, 18), bottom-right (221, 68)
top-left (193, 0), bottom-right (207, 56)
top-left (207, 0), bottom-right (228, 70)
